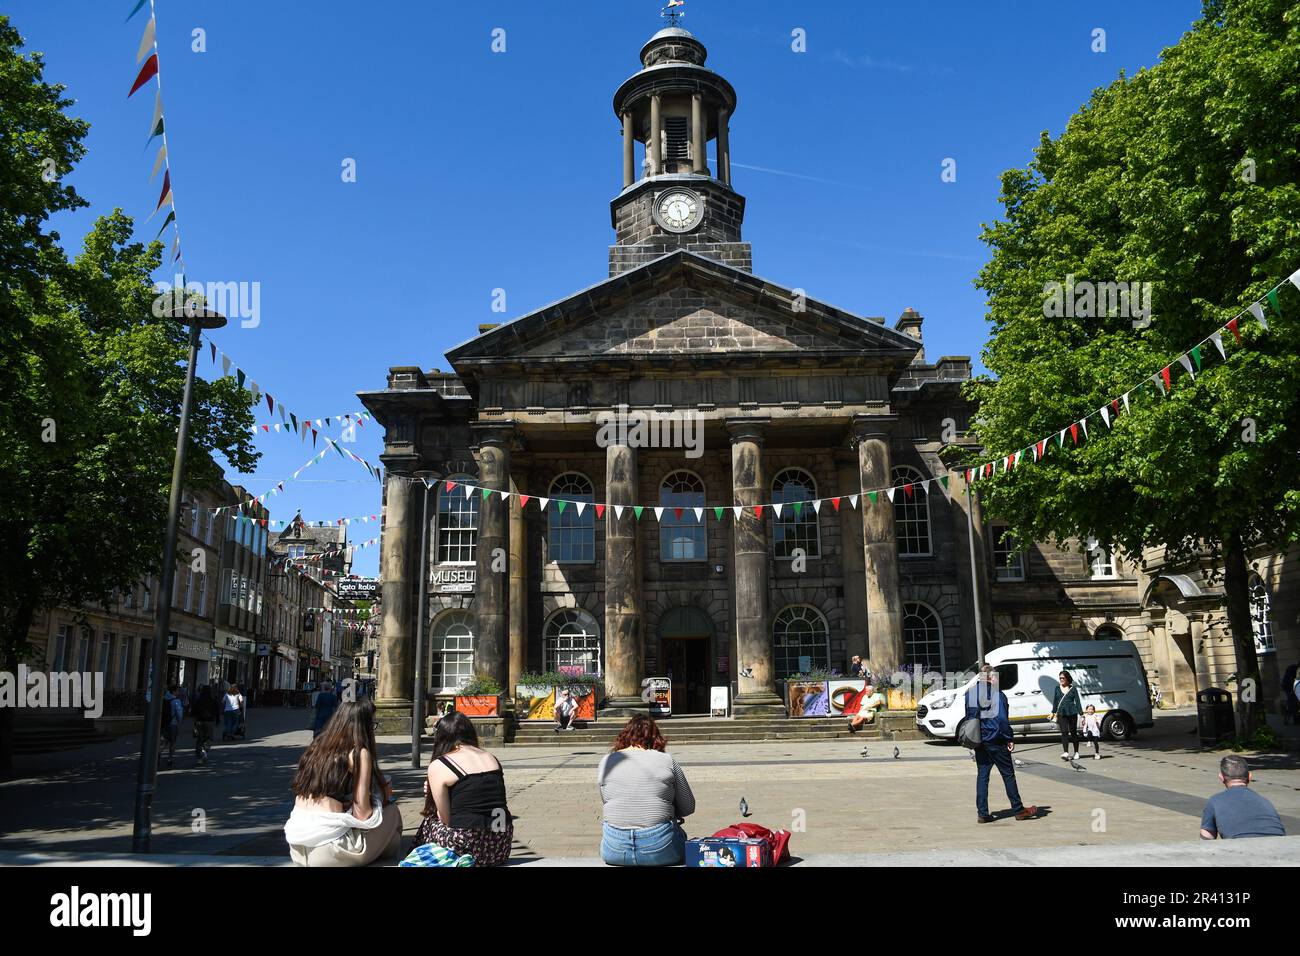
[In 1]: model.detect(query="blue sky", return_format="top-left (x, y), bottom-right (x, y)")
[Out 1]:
top-left (12, 0), bottom-right (1205, 577)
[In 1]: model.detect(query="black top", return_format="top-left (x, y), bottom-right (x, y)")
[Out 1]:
top-left (439, 754), bottom-right (509, 830)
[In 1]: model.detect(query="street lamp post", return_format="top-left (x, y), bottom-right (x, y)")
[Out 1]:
top-left (965, 479), bottom-right (986, 664)
top-left (411, 474), bottom-right (433, 768)
top-left (132, 304), bottom-right (227, 854)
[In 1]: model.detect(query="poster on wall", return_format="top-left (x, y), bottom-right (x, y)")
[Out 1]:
top-left (827, 679), bottom-right (868, 716)
top-left (786, 680), bottom-right (829, 717)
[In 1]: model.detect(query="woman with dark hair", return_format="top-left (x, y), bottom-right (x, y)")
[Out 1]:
top-left (284, 698), bottom-right (403, 866)
top-left (1049, 670), bottom-right (1084, 761)
top-left (414, 711), bottom-right (513, 866)
top-left (597, 714), bottom-right (695, 866)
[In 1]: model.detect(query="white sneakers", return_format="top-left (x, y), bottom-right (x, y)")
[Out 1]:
top-left (1060, 752), bottom-right (1073, 760)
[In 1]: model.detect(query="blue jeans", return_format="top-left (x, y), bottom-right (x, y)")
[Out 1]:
top-left (975, 742), bottom-right (1024, 817)
top-left (600, 820), bottom-right (686, 866)
top-left (223, 711), bottom-right (240, 736)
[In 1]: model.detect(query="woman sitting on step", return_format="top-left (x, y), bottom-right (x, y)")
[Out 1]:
top-left (284, 698), bottom-right (404, 866)
top-left (415, 712), bottom-right (514, 866)
top-left (597, 715), bottom-right (696, 866)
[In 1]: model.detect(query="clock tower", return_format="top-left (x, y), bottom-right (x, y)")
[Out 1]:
top-left (609, 24), bottom-right (751, 276)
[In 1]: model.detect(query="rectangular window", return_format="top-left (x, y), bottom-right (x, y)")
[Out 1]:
top-left (50, 625), bottom-right (70, 672)
top-left (289, 545), bottom-right (306, 560)
top-left (183, 569), bottom-right (194, 612)
top-left (196, 571), bottom-right (207, 616)
top-left (125, 585), bottom-right (137, 609)
top-left (437, 485), bottom-right (479, 565)
top-left (226, 516), bottom-right (236, 541)
top-left (204, 511), bottom-right (213, 545)
top-left (117, 637), bottom-right (132, 689)
top-left (1089, 545), bottom-right (1117, 579)
top-left (99, 633), bottom-right (110, 674)
top-left (142, 575), bottom-right (153, 611)
top-left (189, 501), bottom-right (201, 537)
top-left (77, 629), bottom-right (92, 672)
top-left (221, 569), bottom-right (235, 606)
top-left (992, 527), bottom-right (1025, 582)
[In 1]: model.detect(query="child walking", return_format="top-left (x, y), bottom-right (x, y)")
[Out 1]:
top-left (1080, 705), bottom-right (1103, 760)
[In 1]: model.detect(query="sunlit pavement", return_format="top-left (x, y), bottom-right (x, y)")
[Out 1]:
top-left (1, 707), bottom-right (1296, 865)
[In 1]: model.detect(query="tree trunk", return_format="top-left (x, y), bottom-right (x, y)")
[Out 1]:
top-left (1223, 532), bottom-right (1261, 741)
top-left (0, 601), bottom-right (35, 775)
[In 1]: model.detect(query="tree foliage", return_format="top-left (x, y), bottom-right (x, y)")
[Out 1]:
top-left (968, 0), bottom-right (1300, 725)
top-left (0, 16), bottom-right (260, 668)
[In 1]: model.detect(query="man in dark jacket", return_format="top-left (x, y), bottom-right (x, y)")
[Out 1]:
top-left (965, 665), bottom-right (1038, 824)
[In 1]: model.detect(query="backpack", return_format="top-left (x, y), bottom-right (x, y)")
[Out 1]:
top-left (710, 823), bottom-right (792, 864)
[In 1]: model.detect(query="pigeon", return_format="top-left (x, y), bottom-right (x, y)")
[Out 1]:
top-left (893, 747), bottom-right (900, 759)
top-left (739, 797), bottom-right (751, 818)
top-left (1014, 759), bottom-right (1025, 767)
top-left (1072, 762), bottom-right (1086, 772)
top-left (860, 747), bottom-right (869, 758)
top-left (739, 667), bottom-right (754, 679)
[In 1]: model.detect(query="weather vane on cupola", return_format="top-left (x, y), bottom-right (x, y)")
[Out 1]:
top-left (661, 0), bottom-right (686, 28)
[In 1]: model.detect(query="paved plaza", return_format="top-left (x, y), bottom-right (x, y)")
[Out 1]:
top-left (1, 707), bottom-right (1297, 865)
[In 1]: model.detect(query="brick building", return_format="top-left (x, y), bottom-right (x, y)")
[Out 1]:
top-left (359, 24), bottom-right (1297, 729)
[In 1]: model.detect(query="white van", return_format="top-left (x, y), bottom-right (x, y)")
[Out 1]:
top-left (915, 640), bottom-right (1153, 742)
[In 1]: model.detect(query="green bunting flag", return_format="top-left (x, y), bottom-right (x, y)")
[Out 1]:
top-left (556, 500), bottom-right (567, 513)
top-left (867, 491), bottom-right (878, 504)
top-left (633, 506), bottom-right (644, 520)
top-left (1190, 345), bottom-right (1202, 371)
top-left (482, 488), bottom-right (492, 501)
top-left (713, 507), bottom-right (724, 521)
top-left (792, 502), bottom-right (803, 518)
top-left (940, 475), bottom-right (949, 492)
top-left (1265, 289), bottom-right (1282, 317)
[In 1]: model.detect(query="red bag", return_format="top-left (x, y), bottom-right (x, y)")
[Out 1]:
top-left (711, 823), bottom-right (791, 864)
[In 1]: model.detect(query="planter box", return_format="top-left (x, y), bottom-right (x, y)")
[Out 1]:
top-left (886, 687), bottom-right (918, 711)
top-left (454, 694), bottom-right (501, 717)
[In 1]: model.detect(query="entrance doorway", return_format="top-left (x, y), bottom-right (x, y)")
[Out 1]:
top-left (659, 606), bottom-right (714, 715)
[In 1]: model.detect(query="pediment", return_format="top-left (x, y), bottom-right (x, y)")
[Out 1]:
top-left (446, 251), bottom-right (918, 367)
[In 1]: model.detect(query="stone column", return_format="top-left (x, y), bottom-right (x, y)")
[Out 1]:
top-left (622, 110), bottom-right (635, 188)
top-left (472, 424), bottom-right (513, 692)
top-left (604, 442), bottom-right (644, 714)
top-left (377, 464), bottom-right (417, 728)
top-left (507, 468), bottom-right (528, 700)
top-left (954, 472), bottom-right (992, 663)
top-left (852, 417), bottom-right (905, 675)
top-left (649, 94), bottom-right (662, 176)
top-left (728, 418), bottom-right (784, 716)
top-left (717, 107), bottom-right (730, 185)
top-left (835, 452), bottom-right (868, 666)
top-left (691, 94), bottom-right (708, 175)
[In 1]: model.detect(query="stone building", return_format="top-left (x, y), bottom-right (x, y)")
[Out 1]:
top-left (359, 24), bottom-right (1297, 729)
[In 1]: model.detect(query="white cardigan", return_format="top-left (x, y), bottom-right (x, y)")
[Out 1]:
top-left (284, 797), bottom-right (386, 848)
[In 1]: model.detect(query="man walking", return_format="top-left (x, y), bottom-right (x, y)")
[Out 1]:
top-left (313, 679), bottom-right (339, 737)
top-left (1200, 755), bottom-right (1285, 839)
top-left (965, 665), bottom-right (1037, 824)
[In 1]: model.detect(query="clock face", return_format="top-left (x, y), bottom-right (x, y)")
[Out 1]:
top-left (655, 190), bottom-right (701, 233)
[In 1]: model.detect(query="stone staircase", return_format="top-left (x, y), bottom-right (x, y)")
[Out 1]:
top-left (11, 711), bottom-right (119, 755)
top-left (505, 715), bottom-right (882, 747)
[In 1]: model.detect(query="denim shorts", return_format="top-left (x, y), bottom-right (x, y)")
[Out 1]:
top-left (600, 820), bottom-right (686, 867)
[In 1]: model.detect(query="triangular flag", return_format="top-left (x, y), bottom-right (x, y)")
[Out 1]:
top-left (574, 501), bottom-right (585, 516)
top-left (1178, 353), bottom-right (1195, 379)
top-left (654, 507), bottom-right (664, 521)
top-left (1288, 269), bottom-right (1300, 292)
top-left (595, 504), bottom-right (605, 519)
top-left (128, 53), bottom-right (158, 97)
top-left (152, 208), bottom-right (174, 236)
top-left (633, 506), bottom-right (643, 520)
top-left (732, 506), bottom-right (743, 520)
top-left (792, 502), bottom-right (803, 518)
top-left (940, 475), bottom-right (950, 494)
top-left (150, 143), bottom-right (167, 182)
top-left (1226, 318), bottom-right (1241, 343)
top-left (137, 16), bottom-right (156, 62)
top-left (1069, 423), bottom-right (1079, 445)
top-left (481, 488), bottom-right (492, 501)
top-left (713, 506), bottom-right (724, 521)
top-left (538, 496), bottom-right (550, 510)
top-left (154, 170), bottom-right (171, 213)
top-left (556, 500), bottom-right (567, 513)
top-left (1101, 405), bottom-right (1111, 429)
top-left (445, 480), bottom-right (458, 492)
top-left (1079, 419), bottom-right (1089, 441)
top-left (885, 488), bottom-right (896, 503)
top-left (1209, 331), bottom-right (1226, 360)
top-left (1190, 346), bottom-right (1202, 372)
top-left (673, 507), bottom-right (684, 520)
top-left (772, 503), bottom-right (783, 518)
top-left (501, 491), bottom-right (511, 502)
top-left (903, 483), bottom-right (914, 499)
top-left (812, 500), bottom-right (822, 514)
top-left (1160, 366), bottom-right (1172, 392)
top-left (1122, 392), bottom-right (1131, 413)
top-left (464, 484), bottom-right (475, 499)
top-left (1248, 302), bottom-right (1266, 330)
top-left (753, 505), bottom-right (764, 518)
top-left (1263, 291), bottom-right (1279, 325)
top-left (1057, 429), bottom-right (1066, 448)
top-left (519, 494), bottom-right (530, 508)
top-left (830, 497), bottom-right (841, 511)
top-left (126, 0), bottom-right (148, 22)
top-left (222, 354), bottom-right (232, 378)
top-left (849, 494), bottom-right (859, 508)
top-left (614, 505), bottom-right (624, 520)
top-left (236, 368), bottom-right (246, 389)
top-left (693, 507), bottom-right (704, 522)
top-left (867, 491), bottom-right (878, 504)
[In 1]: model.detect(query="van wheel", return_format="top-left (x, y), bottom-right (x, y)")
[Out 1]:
top-left (1102, 712), bottom-right (1134, 741)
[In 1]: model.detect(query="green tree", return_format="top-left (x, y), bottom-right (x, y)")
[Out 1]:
top-left (0, 16), bottom-right (259, 768)
top-left (968, 0), bottom-right (1300, 736)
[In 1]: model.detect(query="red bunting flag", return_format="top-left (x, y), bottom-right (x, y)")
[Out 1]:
top-left (519, 494), bottom-right (530, 508)
top-left (128, 53), bottom-right (159, 97)
top-left (753, 505), bottom-right (764, 518)
top-left (1070, 423), bottom-right (1079, 445)
top-left (1160, 366), bottom-right (1172, 391)
top-left (1037, 439), bottom-right (1047, 459)
top-left (674, 507), bottom-right (683, 519)
top-left (445, 480), bottom-right (457, 492)
top-left (830, 497), bottom-right (841, 511)
top-left (1226, 317), bottom-right (1241, 343)
top-left (265, 393), bottom-right (274, 414)
top-left (154, 169), bottom-right (171, 213)
top-left (1110, 399), bottom-right (1119, 416)
top-left (903, 483), bottom-right (914, 499)
top-left (595, 504), bottom-right (606, 519)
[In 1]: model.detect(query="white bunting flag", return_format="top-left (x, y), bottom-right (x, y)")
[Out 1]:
top-left (501, 491), bottom-right (511, 502)
top-left (150, 144), bottom-right (167, 182)
top-left (812, 499), bottom-right (822, 514)
top-left (1178, 353), bottom-right (1195, 379)
top-left (1100, 406), bottom-right (1110, 428)
top-left (137, 15), bottom-right (156, 62)
top-left (221, 354), bottom-right (231, 377)
top-left (653, 507), bottom-right (664, 521)
top-left (422, 477), bottom-right (434, 489)
top-left (1152, 373), bottom-right (1165, 395)
top-left (464, 484), bottom-right (476, 500)
top-left (149, 88), bottom-right (163, 136)
top-left (1248, 301), bottom-right (1268, 331)
top-left (732, 506), bottom-right (743, 520)
top-left (1210, 331), bottom-right (1226, 359)
top-left (250, 382), bottom-right (260, 404)
top-left (1121, 392), bottom-right (1131, 414)
top-left (614, 505), bottom-right (624, 520)
top-left (574, 501), bottom-right (585, 515)
top-left (278, 402), bottom-right (287, 422)
top-left (849, 494), bottom-right (859, 509)
top-left (693, 507), bottom-right (704, 522)
top-left (1080, 418), bottom-right (1089, 440)
top-left (885, 488), bottom-right (896, 503)
top-left (772, 503), bottom-right (783, 518)
top-left (538, 497), bottom-right (549, 511)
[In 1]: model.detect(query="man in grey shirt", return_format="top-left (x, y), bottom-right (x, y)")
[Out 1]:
top-left (1199, 755), bottom-right (1285, 840)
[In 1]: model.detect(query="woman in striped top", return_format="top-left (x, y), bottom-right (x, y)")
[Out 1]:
top-left (597, 715), bottom-right (696, 866)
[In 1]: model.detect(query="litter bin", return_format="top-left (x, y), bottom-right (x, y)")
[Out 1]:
top-left (1197, 688), bottom-right (1235, 746)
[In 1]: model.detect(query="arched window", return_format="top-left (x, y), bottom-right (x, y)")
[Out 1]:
top-left (893, 466), bottom-right (931, 556)
top-left (1249, 575), bottom-right (1275, 655)
top-left (773, 468), bottom-right (820, 559)
top-left (543, 608), bottom-right (602, 676)
top-left (772, 605), bottom-right (830, 678)
top-left (430, 609), bottom-right (475, 691)
top-left (548, 473), bottom-right (595, 563)
top-left (1093, 623), bottom-right (1124, 641)
top-left (660, 471), bottom-right (706, 562)
top-left (437, 475), bottom-right (479, 565)
top-left (903, 602), bottom-right (944, 671)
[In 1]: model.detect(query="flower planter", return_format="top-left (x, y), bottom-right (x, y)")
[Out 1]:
top-left (886, 687), bottom-right (918, 711)
top-left (454, 694), bottom-right (501, 717)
